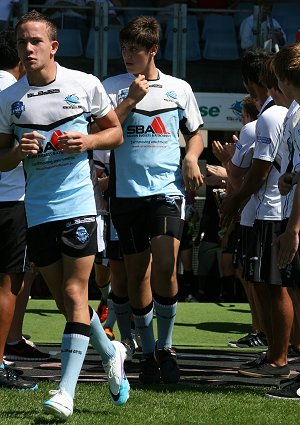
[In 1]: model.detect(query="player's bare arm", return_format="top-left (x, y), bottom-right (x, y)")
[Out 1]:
top-left (182, 130), bottom-right (204, 191)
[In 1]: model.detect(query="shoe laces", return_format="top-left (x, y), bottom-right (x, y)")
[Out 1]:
top-left (104, 357), bottom-right (118, 380)
top-left (49, 389), bottom-right (60, 395)
top-left (49, 388), bottom-right (67, 396)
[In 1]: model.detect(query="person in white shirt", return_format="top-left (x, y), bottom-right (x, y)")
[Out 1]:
top-left (221, 49), bottom-right (291, 379)
top-left (240, 0), bottom-right (286, 51)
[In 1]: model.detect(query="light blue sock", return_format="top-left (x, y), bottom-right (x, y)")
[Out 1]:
top-left (112, 299), bottom-right (132, 341)
top-left (154, 298), bottom-right (177, 350)
top-left (0, 362), bottom-right (4, 369)
top-left (105, 298), bottom-right (117, 331)
top-left (133, 306), bottom-right (155, 355)
top-left (60, 322), bottom-right (90, 399)
top-left (89, 308), bottom-right (115, 363)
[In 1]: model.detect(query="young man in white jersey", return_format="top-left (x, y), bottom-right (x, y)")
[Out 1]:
top-left (103, 16), bottom-right (204, 384)
top-left (0, 28), bottom-right (50, 391)
top-left (266, 43), bottom-right (300, 399)
top-left (0, 10), bottom-right (129, 420)
top-left (221, 50), bottom-right (292, 378)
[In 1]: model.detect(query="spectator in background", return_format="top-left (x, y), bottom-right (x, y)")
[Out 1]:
top-left (240, 0), bottom-right (286, 51)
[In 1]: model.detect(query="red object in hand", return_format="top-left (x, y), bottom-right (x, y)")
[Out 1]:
top-left (296, 29), bottom-right (300, 42)
top-left (51, 130), bottom-right (63, 150)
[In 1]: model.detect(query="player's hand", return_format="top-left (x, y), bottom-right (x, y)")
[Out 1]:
top-left (182, 155), bottom-right (204, 191)
top-left (278, 172), bottom-right (294, 196)
top-left (58, 131), bottom-right (90, 153)
top-left (212, 140), bottom-right (234, 164)
top-left (273, 229), bottom-right (299, 269)
top-left (127, 74), bottom-right (149, 104)
top-left (18, 131), bottom-right (45, 158)
top-left (204, 164), bottom-right (227, 186)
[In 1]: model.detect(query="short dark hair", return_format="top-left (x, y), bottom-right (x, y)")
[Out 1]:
top-left (260, 55), bottom-right (279, 90)
top-left (15, 9), bottom-right (57, 41)
top-left (0, 29), bottom-right (19, 70)
top-left (242, 95), bottom-right (259, 121)
top-left (273, 43), bottom-right (300, 87)
top-left (120, 15), bottom-right (160, 51)
top-left (241, 48), bottom-right (272, 86)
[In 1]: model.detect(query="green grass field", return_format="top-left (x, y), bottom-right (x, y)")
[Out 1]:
top-left (0, 301), bottom-right (298, 425)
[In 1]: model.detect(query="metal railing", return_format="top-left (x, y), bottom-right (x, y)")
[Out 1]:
top-left (19, 2), bottom-right (254, 80)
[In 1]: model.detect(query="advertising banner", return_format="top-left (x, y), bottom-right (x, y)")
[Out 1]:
top-left (195, 92), bottom-right (247, 131)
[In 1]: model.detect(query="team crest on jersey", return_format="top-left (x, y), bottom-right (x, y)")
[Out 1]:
top-left (11, 101), bottom-right (25, 118)
top-left (65, 94), bottom-right (80, 105)
top-left (63, 94), bottom-right (82, 109)
top-left (76, 226), bottom-right (89, 243)
top-left (118, 88), bottom-right (129, 102)
top-left (166, 91), bottom-right (177, 100)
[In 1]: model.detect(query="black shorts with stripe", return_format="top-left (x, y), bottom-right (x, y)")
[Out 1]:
top-left (244, 219), bottom-right (288, 286)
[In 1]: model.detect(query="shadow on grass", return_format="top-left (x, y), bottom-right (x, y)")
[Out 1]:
top-left (25, 309), bottom-right (62, 316)
top-left (129, 382), bottom-right (273, 394)
top-left (175, 321), bottom-right (250, 334)
top-left (227, 308), bottom-right (251, 314)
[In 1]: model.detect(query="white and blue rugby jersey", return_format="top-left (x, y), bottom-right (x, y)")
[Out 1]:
top-left (0, 63), bottom-right (111, 227)
top-left (103, 70), bottom-right (203, 198)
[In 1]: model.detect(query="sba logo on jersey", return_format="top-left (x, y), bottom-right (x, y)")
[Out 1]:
top-left (37, 130), bottom-right (63, 154)
top-left (127, 117), bottom-right (170, 135)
